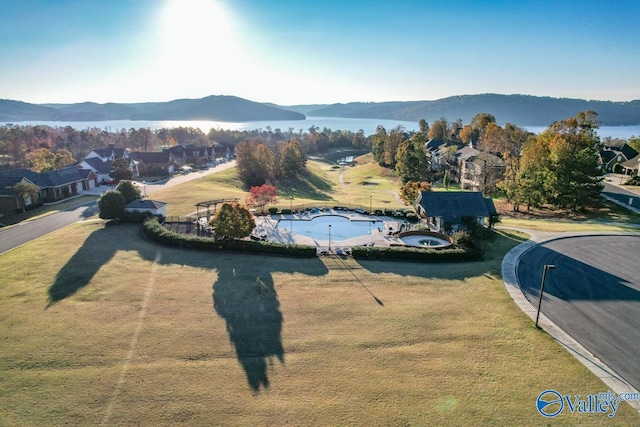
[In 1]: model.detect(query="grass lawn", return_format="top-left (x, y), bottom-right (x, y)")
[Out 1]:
top-left (155, 154), bottom-right (405, 216)
top-left (0, 195), bottom-right (98, 226)
top-left (495, 198), bottom-right (640, 232)
top-left (1, 221), bottom-right (638, 426)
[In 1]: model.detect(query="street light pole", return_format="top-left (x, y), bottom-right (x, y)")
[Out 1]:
top-left (328, 224), bottom-right (332, 252)
top-left (369, 195), bottom-right (372, 214)
top-left (142, 181), bottom-right (146, 198)
top-left (290, 195), bottom-right (293, 212)
top-left (535, 264), bottom-right (555, 328)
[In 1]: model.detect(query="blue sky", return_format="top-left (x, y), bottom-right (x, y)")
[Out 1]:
top-left (1, 0), bottom-right (639, 105)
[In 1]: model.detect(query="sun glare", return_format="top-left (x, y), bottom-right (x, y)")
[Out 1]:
top-left (145, 0), bottom-right (249, 95)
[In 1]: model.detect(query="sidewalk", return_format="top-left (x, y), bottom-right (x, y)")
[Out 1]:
top-left (500, 227), bottom-right (640, 413)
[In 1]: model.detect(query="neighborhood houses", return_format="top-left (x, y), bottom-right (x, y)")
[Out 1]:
top-left (0, 142), bottom-right (234, 219)
top-left (0, 166), bottom-right (98, 216)
top-left (423, 139), bottom-right (506, 193)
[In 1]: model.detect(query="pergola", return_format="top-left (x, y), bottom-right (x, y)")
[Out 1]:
top-left (194, 198), bottom-right (240, 222)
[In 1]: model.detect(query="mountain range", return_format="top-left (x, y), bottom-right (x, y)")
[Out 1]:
top-left (0, 95), bottom-right (305, 123)
top-left (1, 94), bottom-right (639, 126)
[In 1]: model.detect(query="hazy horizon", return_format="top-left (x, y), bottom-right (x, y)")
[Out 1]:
top-left (1, 1), bottom-right (639, 105)
top-left (5, 92), bottom-right (640, 107)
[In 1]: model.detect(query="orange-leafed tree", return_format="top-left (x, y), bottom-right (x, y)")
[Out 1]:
top-left (245, 184), bottom-right (278, 214)
top-left (399, 181), bottom-right (431, 206)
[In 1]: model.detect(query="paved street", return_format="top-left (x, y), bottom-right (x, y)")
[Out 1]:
top-left (0, 160), bottom-right (236, 255)
top-left (0, 201), bottom-right (99, 254)
top-left (602, 175), bottom-right (640, 214)
top-left (517, 235), bottom-right (640, 390)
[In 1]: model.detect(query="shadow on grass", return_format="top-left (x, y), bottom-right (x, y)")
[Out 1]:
top-left (516, 235), bottom-right (640, 390)
top-left (48, 223), bottom-right (125, 306)
top-left (355, 230), bottom-right (528, 280)
top-left (211, 257), bottom-right (328, 391)
top-left (212, 268), bottom-right (283, 391)
top-left (272, 169), bottom-right (334, 201)
top-left (49, 223), bottom-right (329, 391)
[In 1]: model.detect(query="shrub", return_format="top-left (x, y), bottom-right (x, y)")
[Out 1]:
top-left (351, 245), bottom-right (481, 262)
top-left (121, 210), bottom-right (164, 223)
top-left (281, 208), bottom-right (292, 215)
top-left (98, 190), bottom-right (125, 220)
top-left (624, 175), bottom-right (640, 186)
top-left (115, 180), bottom-right (141, 204)
top-left (405, 212), bottom-right (419, 223)
top-left (268, 207), bottom-right (278, 215)
top-left (384, 208), bottom-right (394, 216)
top-left (142, 217), bottom-right (316, 257)
top-left (451, 231), bottom-right (473, 249)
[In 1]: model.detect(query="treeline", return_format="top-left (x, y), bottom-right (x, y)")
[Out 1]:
top-left (0, 124), bottom-right (371, 171)
top-left (373, 112), bottom-right (606, 212)
top-left (0, 124), bottom-right (209, 170)
top-left (236, 139), bottom-right (306, 188)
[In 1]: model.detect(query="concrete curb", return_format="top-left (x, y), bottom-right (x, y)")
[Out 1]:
top-left (500, 228), bottom-right (640, 413)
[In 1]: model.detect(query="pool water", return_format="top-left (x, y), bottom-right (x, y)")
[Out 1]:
top-left (277, 215), bottom-right (382, 241)
top-left (399, 234), bottom-right (451, 248)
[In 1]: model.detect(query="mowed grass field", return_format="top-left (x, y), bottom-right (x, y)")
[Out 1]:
top-left (1, 221), bottom-right (639, 426)
top-left (158, 154), bottom-right (404, 217)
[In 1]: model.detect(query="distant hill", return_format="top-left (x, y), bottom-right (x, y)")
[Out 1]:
top-left (3, 94), bottom-right (640, 126)
top-left (304, 94), bottom-right (640, 126)
top-left (0, 95), bottom-right (305, 122)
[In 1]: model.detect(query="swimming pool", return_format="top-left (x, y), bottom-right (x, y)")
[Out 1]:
top-left (277, 215), bottom-right (383, 241)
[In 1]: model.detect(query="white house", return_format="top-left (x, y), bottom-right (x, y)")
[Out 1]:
top-left (124, 199), bottom-right (167, 217)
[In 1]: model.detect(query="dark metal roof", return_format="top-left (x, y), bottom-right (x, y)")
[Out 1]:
top-left (0, 166), bottom-right (92, 189)
top-left (418, 191), bottom-right (495, 223)
top-left (82, 157), bottom-right (112, 174)
top-left (0, 176), bottom-right (26, 196)
top-left (129, 151), bottom-right (173, 164)
top-left (125, 199), bottom-right (167, 209)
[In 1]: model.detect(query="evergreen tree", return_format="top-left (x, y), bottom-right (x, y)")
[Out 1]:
top-left (98, 190), bottom-right (125, 220)
top-left (115, 180), bottom-right (141, 204)
top-left (395, 138), bottom-right (428, 184)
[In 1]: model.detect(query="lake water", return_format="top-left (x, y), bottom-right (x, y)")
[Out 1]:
top-left (4, 117), bottom-right (640, 139)
top-left (5, 117), bottom-right (419, 137)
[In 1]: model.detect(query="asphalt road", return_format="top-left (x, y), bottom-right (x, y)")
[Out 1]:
top-left (0, 160), bottom-right (236, 255)
top-left (602, 181), bottom-right (640, 210)
top-left (0, 201), bottom-right (99, 254)
top-left (517, 235), bottom-right (640, 390)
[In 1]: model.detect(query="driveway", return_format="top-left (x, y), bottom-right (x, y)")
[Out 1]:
top-left (0, 161), bottom-right (236, 255)
top-left (516, 234), bottom-right (640, 391)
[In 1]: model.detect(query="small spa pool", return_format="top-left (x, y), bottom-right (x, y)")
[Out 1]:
top-left (399, 234), bottom-right (451, 248)
top-left (277, 215), bottom-right (383, 241)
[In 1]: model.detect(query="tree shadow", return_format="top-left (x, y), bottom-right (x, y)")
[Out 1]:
top-left (271, 169), bottom-right (334, 201)
top-left (212, 267), bottom-right (283, 391)
top-left (48, 223), bottom-right (329, 391)
top-left (356, 230), bottom-right (527, 280)
top-left (211, 255), bottom-right (328, 391)
top-left (48, 224), bottom-right (128, 306)
top-left (517, 235), bottom-right (640, 390)
top-left (517, 238), bottom-right (640, 303)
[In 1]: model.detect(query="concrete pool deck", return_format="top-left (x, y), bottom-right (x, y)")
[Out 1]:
top-left (253, 210), bottom-right (408, 252)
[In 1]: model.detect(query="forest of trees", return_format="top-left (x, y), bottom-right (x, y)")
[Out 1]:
top-left (0, 109), bottom-right (629, 213)
top-left (0, 124), bottom-right (371, 172)
top-left (372, 111), bottom-right (607, 212)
